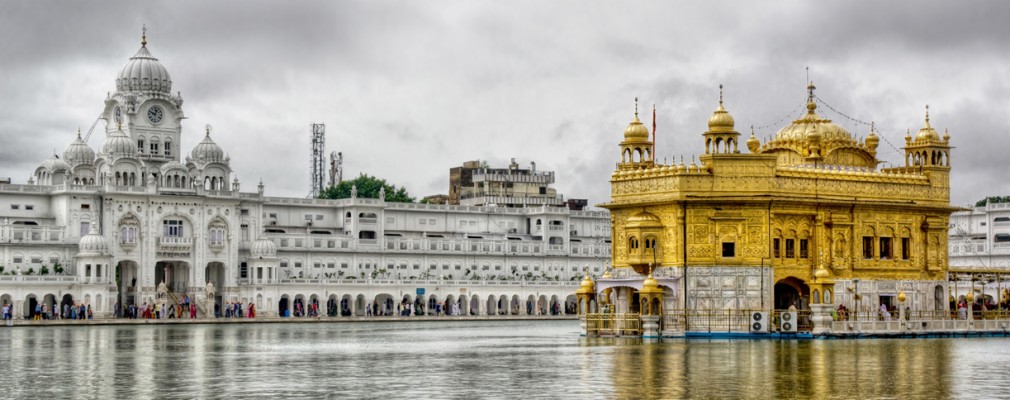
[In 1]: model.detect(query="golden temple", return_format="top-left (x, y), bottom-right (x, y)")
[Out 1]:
top-left (579, 82), bottom-right (959, 337)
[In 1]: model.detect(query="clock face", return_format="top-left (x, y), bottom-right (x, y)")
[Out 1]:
top-left (114, 107), bottom-right (123, 124)
top-left (147, 105), bottom-right (164, 124)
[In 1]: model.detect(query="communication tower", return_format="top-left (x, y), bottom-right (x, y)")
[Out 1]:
top-left (329, 151), bottom-right (343, 187)
top-left (309, 123), bottom-right (326, 198)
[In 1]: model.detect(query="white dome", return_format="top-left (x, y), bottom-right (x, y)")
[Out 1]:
top-left (251, 234), bottom-right (277, 258)
top-left (102, 128), bottom-right (136, 158)
top-left (116, 44), bottom-right (172, 94)
top-left (78, 224), bottom-right (109, 255)
top-left (63, 131), bottom-right (96, 167)
top-left (39, 154), bottom-right (71, 173)
top-left (190, 131), bottom-right (225, 163)
top-left (160, 160), bottom-right (187, 173)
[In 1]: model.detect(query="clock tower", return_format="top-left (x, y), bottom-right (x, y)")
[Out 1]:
top-left (102, 27), bottom-right (185, 174)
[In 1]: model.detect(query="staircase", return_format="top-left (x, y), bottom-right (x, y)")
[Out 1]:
top-left (165, 289), bottom-right (210, 318)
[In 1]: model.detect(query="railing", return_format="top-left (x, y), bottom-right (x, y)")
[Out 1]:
top-left (272, 278), bottom-right (577, 287)
top-left (584, 313), bottom-right (642, 336)
top-left (0, 275), bottom-right (78, 283)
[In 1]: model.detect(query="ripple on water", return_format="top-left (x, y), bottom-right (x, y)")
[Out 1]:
top-left (2, 322), bottom-right (1010, 398)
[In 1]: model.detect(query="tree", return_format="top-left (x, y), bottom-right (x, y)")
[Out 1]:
top-left (319, 173), bottom-right (414, 202)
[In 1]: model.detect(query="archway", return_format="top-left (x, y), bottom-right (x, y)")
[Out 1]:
top-left (458, 295), bottom-right (469, 315)
top-left (511, 295), bottom-right (521, 315)
top-left (355, 294), bottom-right (366, 316)
top-left (205, 262), bottom-right (225, 311)
top-left (774, 277), bottom-right (810, 310)
top-left (498, 295), bottom-right (508, 315)
top-left (469, 295), bottom-right (480, 315)
top-left (294, 294), bottom-right (306, 317)
top-left (445, 295), bottom-right (457, 315)
top-left (565, 294), bottom-right (578, 315)
top-left (61, 294), bottom-right (74, 319)
top-left (526, 295), bottom-right (536, 315)
top-left (309, 294), bottom-right (320, 317)
top-left (538, 295), bottom-right (548, 315)
top-left (428, 295), bottom-right (439, 316)
top-left (278, 295), bottom-right (290, 317)
top-left (43, 294), bottom-right (57, 318)
top-left (341, 294), bottom-right (353, 316)
top-left (115, 260), bottom-right (139, 308)
top-left (374, 293), bottom-right (394, 316)
top-left (935, 285), bottom-right (946, 311)
top-left (25, 294), bottom-right (38, 319)
top-left (327, 294), bottom-right (339, 317)
top-left (155, 261), bottom-right (191, 293)
top-left (549, 295), bottom-right (560, 315)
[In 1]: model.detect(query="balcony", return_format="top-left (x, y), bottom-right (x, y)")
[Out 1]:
top-left (157, 236), bottom-right (192, 251)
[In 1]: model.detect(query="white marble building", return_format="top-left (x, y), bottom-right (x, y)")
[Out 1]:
top-left (0, 32), bottom-right (611, 319)
top-left (949, 202), bottom-right (1010, 302)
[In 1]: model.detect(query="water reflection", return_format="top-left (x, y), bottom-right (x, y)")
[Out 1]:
top-left (1, 321), bottom-right (1009, 398)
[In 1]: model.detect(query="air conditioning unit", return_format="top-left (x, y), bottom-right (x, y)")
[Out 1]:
top-left (780, 311), bottom-right (797, 333)
top-left (750, 311), bottom-right (769, 333)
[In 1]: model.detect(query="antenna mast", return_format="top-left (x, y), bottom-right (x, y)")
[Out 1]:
top-left (329, 151), bottom-right (343, 187)
top-left (309, 123), bottom-right (326, 198)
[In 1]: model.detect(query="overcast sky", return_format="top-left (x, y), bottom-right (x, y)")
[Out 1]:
top-left (1, 1), bottom-right (1008, 208)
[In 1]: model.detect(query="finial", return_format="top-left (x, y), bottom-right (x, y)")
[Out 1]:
top-left (141, 24), bottom-right (147, 47)
top-left (116, 120), bottom-right (122, 131)
top-left (871, 121), bottom-right (875, 133)
top-left (925, 104), bottom-right (930, 123)
top-left (750, 125), bottom-right (755, 136)
top-left (634, 97), bottom-right (639, 118)
top-left (718, 84), bottom-right (724, 106)
top-left (205, 124), bottom-right (212, 136)
top-left (76, 127), bottom-right (81, 138)
top-left (807, 81), bottom-right (816, 102)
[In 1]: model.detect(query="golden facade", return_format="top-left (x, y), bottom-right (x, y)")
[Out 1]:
top-left (601, 83), bottom-right (956, 315)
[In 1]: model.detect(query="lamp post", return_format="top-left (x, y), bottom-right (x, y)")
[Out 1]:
top-left (853, 278), bottom-right (861, 321)
top-left (898, 290), bottom-right (907, 327)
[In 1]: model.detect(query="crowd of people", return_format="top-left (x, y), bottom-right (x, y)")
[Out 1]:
top-left (0, 302), bottom-right (94, 321)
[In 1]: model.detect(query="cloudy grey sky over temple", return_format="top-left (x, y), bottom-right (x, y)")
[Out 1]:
top-left (1, 1), bottom-right (1008, 206)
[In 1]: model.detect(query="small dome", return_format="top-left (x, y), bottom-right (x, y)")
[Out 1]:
top-left (746, 131), bottom-right (761, 153)
top-left (576, 273), bottom-right (595, 295)
top-left (639, 272), bottom-right (662, 294)
top-left (190, 130), bottom-right (225, 163)
top-left (623, 113), bottom-right (650, 140)
top-left (251, 234), bottom-right (277, 258)
top-left (39, 154), bottom-right (71, 173)
top-left (63, 129), bottom-right (96, 167)
top-left (116, 35), bottom-right (172, 94)
top-left (103, 127), bottom-right (136, 158)
top-left (78, 224), bottom-right (109, 255)
top-left (915, 110), bottom-right (940, 142)
top-left (160, 160), bottom-right (187, 173)
top-left (627, 211), bottom-right (662, 228)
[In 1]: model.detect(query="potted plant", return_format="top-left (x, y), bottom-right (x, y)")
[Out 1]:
top-left (53, 262), bottom-right (63, 274)
top-left (40, 264), bottom-right (50, 275)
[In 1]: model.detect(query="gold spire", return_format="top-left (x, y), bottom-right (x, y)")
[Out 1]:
top-left (925, 104), bottom-right (930, 125)
top-left (141, 24), bottom-right (147, 47)
top-left (634, 97), bottom-right (639, 119)
top-left (718, 84), bottom-right (724, 107)
top-left (76, 127), bottom-right (81, 139)
top-left (806, 81), bottom-right (817, 113)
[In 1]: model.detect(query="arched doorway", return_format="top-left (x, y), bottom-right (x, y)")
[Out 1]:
top-left (327, 294), bottom-right (338, 317)
top-left (155, 261), bottom-right (191, 293)
top-left (115, 260), bottom-right (139, 308)
top-left (25, 294), bottom-right (38, 319)
top-left (278, 295), bottom-right (290, 317)
top-left (774, 277), bottom-right (810, 310)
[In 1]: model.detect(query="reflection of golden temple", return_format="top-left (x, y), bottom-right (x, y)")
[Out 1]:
top-left (585, 82), bottom-right (960, 336)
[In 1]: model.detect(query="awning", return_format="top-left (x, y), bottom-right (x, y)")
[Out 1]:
top-left (595, 277), bottom-right (680, 297)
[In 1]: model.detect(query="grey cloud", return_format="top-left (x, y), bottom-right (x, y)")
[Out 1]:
top-left (1, 1), bottom-right (1008, 207)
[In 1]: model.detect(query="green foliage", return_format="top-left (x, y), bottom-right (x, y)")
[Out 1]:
top-left (53, 262), bottom-right (63, 274)
top-left (318, 173), bottom-right (414, 202)
top-left (40, 265), bottom-right (50, 276)
top-left (976, 196), bottom-right (1010, 207)
top-left (26, 267), bottom-right (35, 275)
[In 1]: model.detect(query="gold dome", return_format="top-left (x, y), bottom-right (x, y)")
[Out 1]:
top-left (626, 211), bottom-right (662, 228)
top-left (576, 273), bottom-right (595, 295)
top-left (624, 115), bottom-right (650, 140)
top-left (746, 129), bottom-right (760, 153)
top-left (897, 291), bottom-right (906, 303)
top-left (915, 106), bottom-right (940, 142)
top-left (707, 86), bottom-right (736, 133)
top-left (640, 272), bottom-right (663, 294)
top-left (814, 264), bottom-right (831, 279)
